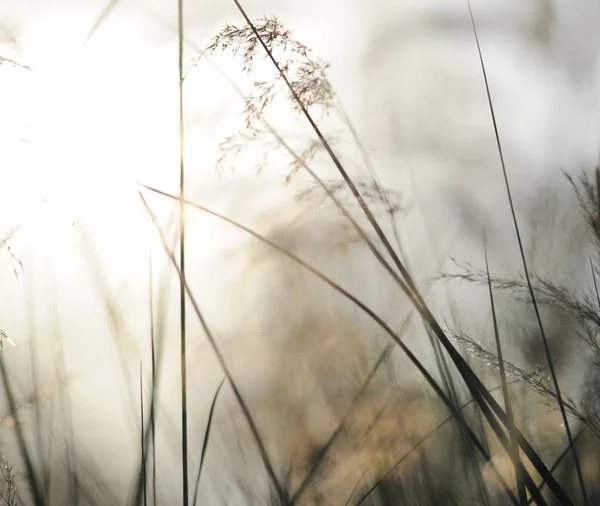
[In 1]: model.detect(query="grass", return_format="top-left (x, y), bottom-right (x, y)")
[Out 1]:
top-left (1, 1), bottom-right (599, 505)
top-left (466, 2), bottom-right (586, 502)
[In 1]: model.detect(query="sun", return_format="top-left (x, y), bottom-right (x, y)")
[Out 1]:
top-left (0, 14), bottom-right (186, 263)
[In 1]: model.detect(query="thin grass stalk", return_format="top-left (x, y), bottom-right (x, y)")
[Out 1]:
top-left (485, 244), bottom-right (527, 505)
top-left (149, 245), bottom-right (157, 506)
top-left (192, 378), bottom-right (225, 506)
top-left (83, 0), bottom-right (120, 44)
top-left (140, 362), bottom-right (147, 506)
top-left (140, 192), bottom-right (289, 504)
top-left (138, 186), bottom-right (529, 505)
top-left (177, 0), bottom-right (189, 504)
top-left (132, 231), bottom-right (179, 506)
top-left (343, 471), bottom-right (366, 506)
top-left (445, 304), bottom-right (493, 506)
top-left (223, 8), bottom-right (571, 504)
top-left (466, 3), bottom-right (586, 504)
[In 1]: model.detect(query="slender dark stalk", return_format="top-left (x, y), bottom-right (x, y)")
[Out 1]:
top-left (466, 3), bottom-right (586, 504)
top-left (140, 363), bottom-right (147, 506)
top-left (140, 193), bottom-right (289, 504)
top-left (485, 244), bottom-right (527, 505)
top-left (343, 471), bottom-right (366, 506)
top-left (226, 9), bottom-right (571, 505)
top-left (149, 246), bottom-right (157, 506)
top-left (192, 378), bottom-right (225, 506)
top-left (83, 0), bottom-right (120, 44)
top-left (177, 0), bottom-right (189, 504)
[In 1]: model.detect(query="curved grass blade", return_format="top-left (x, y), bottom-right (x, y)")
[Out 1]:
top-left (192, 378), bottom-right (226, 506)
top-left (140, 362), bottom-right (147, 506)
top-left (485, 243), bottom-right (527, 505)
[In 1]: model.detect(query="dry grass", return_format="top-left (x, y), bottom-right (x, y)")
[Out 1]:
top-left (1, 3), bottom-right (600, 506)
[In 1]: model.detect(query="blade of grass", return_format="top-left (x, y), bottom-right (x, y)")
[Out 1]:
top-left (149, 244), bottom-right (158, 506)
top-left (485, 242), bottom-right (527, 505)
top-left (83, 0), bottom-right (120, 45)
top-left (140, 362), bottom-right (147, 506)
top-left (178, 0), bottom-right (189, 504)
top-left (192, 378), bottom-right (225, 506)
top-left (466, 2), bottom-right (586, 504)
top-left (131, 220), bottom-right (179, 506)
